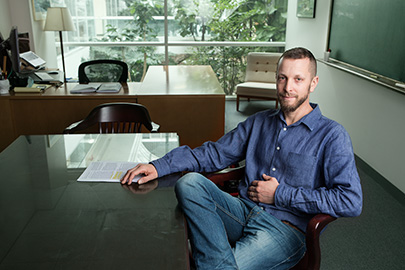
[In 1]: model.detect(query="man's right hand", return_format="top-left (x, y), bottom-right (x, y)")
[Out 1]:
top-left (121, 163), bottom-right (158, 185)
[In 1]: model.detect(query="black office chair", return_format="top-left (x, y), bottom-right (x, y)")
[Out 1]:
top-left (63, 103), bottom-right (160, 134)
top-left (204, 166), bottom-right (337, 270)
top-left (78, 59), bottom-right (128, 83)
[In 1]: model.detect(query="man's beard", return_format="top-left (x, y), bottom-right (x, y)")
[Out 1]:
top-left (278, 87), bottom-right (310, 113)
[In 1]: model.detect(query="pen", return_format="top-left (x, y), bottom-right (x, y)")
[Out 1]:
top-left (2, 56), bottom-right (6, 78)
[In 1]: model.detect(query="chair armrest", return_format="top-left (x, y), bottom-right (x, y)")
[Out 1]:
top-left (151, 122), bottom-right (160, 132)
top-left (305, 214), bottom-right (337, 270)
top-left (204, 166), bottom-right (245, 185)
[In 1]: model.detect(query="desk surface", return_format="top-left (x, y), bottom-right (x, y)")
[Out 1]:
top-left (139, 65), bottom-right (224, 95)
top-left (2, 65), bottom-right (223, 97)
top-left (0, 134), bottom-right (189, 269)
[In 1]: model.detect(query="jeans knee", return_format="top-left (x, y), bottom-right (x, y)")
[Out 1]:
top-left (175, 172), bottom-right (202, 192)
top-left (175, 172), bottom-right (209, 202)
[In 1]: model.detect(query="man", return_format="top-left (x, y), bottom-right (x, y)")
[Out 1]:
top-left (122, 47), bottom-right (363, 269)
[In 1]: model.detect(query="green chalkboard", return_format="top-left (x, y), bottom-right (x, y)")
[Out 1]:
top-left (328, 0), bottom-right (405, 83)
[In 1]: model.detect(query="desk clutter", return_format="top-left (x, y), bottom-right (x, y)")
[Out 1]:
top-left (70, 82), bottom-right (122, 93)
top-left (11, 76), bottom-right (54, 93)
top-left (13, 83), bottom-right (52, 93)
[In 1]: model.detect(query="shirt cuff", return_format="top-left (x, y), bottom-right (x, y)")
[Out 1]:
top-left (150, 158), bottom-right (171, 178)
top-left (274, 184), bottom-right (292, 208)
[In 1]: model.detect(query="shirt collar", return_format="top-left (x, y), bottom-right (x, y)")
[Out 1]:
top-left (276, 103), bottom-right (322, 131)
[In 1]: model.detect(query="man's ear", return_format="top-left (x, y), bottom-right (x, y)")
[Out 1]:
top-left (310, 76), bottom-right (319, 93)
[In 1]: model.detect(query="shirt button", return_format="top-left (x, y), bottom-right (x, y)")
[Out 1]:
top-left (283, 127), bottom-right (287, 131)
top-left (272, 168), bottom-right (276, 171)
top-left (276, 146), bottom-right (280, 150)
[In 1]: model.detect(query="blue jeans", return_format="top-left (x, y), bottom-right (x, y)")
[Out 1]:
top-left (175, 173), bottom-right (306, 270)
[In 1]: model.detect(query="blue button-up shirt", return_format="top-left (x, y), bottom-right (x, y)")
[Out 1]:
top-left (152, 103), bottom-right (363, 232)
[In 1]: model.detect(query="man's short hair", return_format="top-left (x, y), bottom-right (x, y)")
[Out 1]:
top-left (277, 47), bottom-right (317, 77)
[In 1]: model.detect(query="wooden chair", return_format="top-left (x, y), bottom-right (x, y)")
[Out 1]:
top-left (63, 102), bottom-right (160, 134)
top-left (78, 59), bottom-right (128, 83)
top-left (235, 52), bottom-right (282, 111)
top-left (205, 167), bottom-right (337, 270)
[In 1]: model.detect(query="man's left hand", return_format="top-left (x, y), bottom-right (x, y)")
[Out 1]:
top-left (248, 174), bottom-right (279, 204)
top-left (121, 179), bottom-right (158, 194)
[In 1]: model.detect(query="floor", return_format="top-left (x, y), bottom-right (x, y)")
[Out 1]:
top-left (225, 99), bottom-right (405, 269)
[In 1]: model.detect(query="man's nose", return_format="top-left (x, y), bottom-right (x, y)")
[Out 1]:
top-left (284, 79), bottom-right (293, 92)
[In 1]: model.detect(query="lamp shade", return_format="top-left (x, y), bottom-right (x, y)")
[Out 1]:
top-left (44, 7), bottom-right (75, 32)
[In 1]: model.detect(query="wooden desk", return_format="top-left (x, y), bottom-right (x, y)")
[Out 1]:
top-left (137, 65), bottom-right (225, 149)
top-left (0, 65), bottom-right (225, 152)
top-left (0, 133), bottom-right (189, 269)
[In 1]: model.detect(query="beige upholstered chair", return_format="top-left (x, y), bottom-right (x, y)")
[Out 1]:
top-left (235, 52), bottom-right (282, 111)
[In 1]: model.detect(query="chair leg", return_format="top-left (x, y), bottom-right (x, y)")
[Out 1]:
top-left (236, 95), bottom-right (240, 111)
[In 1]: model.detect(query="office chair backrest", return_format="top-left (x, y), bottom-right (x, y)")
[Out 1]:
top-left (64, 103), bottom-right (155, 134)
top-left (78, 59), bottom-right (128, 83)
top-left (245, 52), bottom-right (281, 83)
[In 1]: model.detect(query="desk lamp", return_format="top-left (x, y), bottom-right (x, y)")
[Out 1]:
top-left (43, 7), bottom-right (75, 83)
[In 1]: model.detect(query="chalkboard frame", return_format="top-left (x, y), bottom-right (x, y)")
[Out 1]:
top-left (326, 0), bottom-right (405, 95)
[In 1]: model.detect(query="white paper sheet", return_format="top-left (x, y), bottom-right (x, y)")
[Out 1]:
top-left (77, 161), bottom-right (141, 183)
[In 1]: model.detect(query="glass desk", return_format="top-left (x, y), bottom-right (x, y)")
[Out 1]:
top-left (0, 134), bottom-right (189, 269)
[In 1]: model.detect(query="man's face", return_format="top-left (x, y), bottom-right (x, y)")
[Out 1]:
top-left (276, 58), bottom-right (318, 113)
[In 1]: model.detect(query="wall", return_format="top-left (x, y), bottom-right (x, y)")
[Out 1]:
top-left (286, 0), bottom-right (405, 193)
top-left (0, 0), bottom-right (11, 37)
top-left (285, 0), bottom-right (332, 58)
top-left (1, 0), bottom-right (58, 68)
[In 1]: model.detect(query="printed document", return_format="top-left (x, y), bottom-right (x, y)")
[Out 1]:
top-left (77, 161), bottom-right (141, 183)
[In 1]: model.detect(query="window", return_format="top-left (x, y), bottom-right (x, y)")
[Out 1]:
top-left (59, 0), bottom-right (287, 95)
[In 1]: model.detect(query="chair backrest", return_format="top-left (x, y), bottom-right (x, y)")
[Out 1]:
top-left (78, 59), bottom-right (128, 83)
top-left (245, 52), bottom-right (282, 83)
top-left (64, 103), bottom-right (155, 134)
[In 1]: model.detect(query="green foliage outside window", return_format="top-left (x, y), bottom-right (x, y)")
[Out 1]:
top-left (88, 0), bottom-right (286, 95)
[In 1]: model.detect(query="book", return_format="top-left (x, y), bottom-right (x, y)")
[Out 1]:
top-left (97, 82), bottom-right (122, 92)
top-left (13, 83), bottom-right (53, 93)
top-left (32, 71), bottom-right (64, 84)
top-left (70, 83), bottom-right (102, 93)
top-left (77, 161), bottom-right (141, 183)
top-left (70, 82), bottom-right (121, 94)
